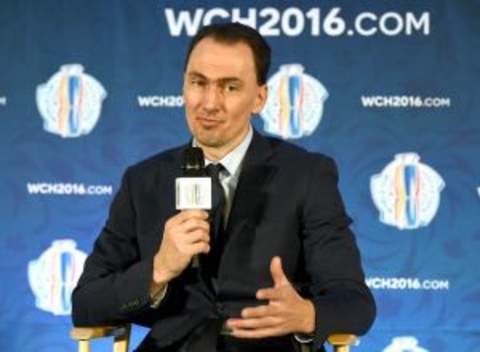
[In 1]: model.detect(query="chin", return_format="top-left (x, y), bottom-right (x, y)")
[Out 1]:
top-left (193, 125), bottom-right (220, 140)
top-left (195, 133), bottom-right (223, 148)
top-left (199, 138), bottom-right (224, 148)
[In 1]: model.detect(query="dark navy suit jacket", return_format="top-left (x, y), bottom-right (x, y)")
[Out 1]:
top-left (72, 130), bottom-right (376, 350)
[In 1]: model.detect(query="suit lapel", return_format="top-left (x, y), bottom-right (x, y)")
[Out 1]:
top-left (223, 131), bottom-right (276, 252)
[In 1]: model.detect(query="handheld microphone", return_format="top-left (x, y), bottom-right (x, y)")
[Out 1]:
top-left (176, 147), bottom-right (211, 267)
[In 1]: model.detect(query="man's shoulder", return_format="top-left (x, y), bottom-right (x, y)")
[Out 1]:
top-left (125, 144), bottom-right (185, 178)
top-left (263, 134), bottom-right (334, 166)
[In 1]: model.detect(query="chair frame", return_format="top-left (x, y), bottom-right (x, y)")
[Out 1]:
top-left (71, 325), bottom-right (356, 352)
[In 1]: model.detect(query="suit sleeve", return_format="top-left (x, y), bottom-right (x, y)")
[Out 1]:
top-left (71, 167), bottom-right (163, 327)
top-left (301, 155), bottom-right (376, 348)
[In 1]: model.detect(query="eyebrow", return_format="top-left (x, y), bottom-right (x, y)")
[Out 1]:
top-left (186, 71), bottom-right (243, 84)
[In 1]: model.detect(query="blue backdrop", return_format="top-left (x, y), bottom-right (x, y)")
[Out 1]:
top-left (1, 1), bottom-right (479, 351)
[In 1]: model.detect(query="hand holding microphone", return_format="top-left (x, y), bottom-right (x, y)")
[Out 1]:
top-left (152, 148), bottom-right (212, 286)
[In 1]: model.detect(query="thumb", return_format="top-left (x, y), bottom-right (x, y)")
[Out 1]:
top-left (270, 256), bottom-right (289, 287)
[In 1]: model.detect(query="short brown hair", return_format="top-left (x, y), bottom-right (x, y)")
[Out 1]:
top-left (184, 22), bottom-right (271, 85)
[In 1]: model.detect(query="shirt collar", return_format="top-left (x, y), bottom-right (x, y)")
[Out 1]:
top-left (192, 125), bottom-right (253, 176)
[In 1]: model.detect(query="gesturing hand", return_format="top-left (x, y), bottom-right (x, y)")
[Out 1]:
top-left (226, 256), bottom-right (315, 338)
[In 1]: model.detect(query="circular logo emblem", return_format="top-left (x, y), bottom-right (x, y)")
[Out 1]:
top-left (383, 336), bottom-right (429, 352)
top-left (28, 239), bottom-right (87, 315)
top-left (36, 64), bottom-right (107, 138)
top-left (370, 153), bottom-right (445, 230)
top-left (260, 64), bottom-right (328, 139)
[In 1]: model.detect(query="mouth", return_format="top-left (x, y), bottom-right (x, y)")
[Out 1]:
top-left (196, 117), bottom-right (223, 128)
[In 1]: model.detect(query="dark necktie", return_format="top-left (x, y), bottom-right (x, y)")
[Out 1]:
top-left (205, 163), bottom-right (226, 279)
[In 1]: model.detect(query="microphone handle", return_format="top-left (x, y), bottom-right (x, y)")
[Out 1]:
top-left (191, 206), bottom-right (211, 269)
top-left (191, 206), bottom-right (209, 269)
top-left (192, 254), bottom-right (199, 268)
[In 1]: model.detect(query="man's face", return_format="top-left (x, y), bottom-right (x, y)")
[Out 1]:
top-left (183, 38), bottom-right (267, 154)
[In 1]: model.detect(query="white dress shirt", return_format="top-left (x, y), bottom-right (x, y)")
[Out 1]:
top-left (202, 125), bottom-right (253, 226)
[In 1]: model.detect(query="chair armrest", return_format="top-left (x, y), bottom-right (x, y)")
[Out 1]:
top-left (69, 326), bottom-right (355, 352)
top-left (70, 325), bottom-right (130, 340)
top-left (71, 325), bottom-right (131, 352)
top-left (327, 334), bottom-right (358, 352)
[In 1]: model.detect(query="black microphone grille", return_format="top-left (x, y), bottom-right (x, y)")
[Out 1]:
top-left (182, 147), bottom-right (205, 176)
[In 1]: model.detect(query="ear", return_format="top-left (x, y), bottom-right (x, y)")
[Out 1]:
top-left (252, 84), bottom-right (268, 114)
top-left (182, 73), bottom-right (187, 95)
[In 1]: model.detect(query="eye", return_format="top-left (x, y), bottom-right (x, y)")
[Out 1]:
top-left (224, 83), bottom-right (240, 92)
top-left (190, 78), bottom-right (206, 87)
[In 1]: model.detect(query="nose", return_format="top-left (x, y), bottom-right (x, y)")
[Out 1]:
top-left (202, 84), bottom-right (222, 112)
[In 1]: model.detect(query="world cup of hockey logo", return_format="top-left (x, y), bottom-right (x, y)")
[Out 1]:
top-left (383, 336), bottom-right (429, 352)
top-left (370, 153), bottom-right (445, 230)
top-left (36, 64), bottom-right (107, 138)
top-left (260, 64), bottom-right (328, 139)
top-left (28, 239), bottom-right (87, 315)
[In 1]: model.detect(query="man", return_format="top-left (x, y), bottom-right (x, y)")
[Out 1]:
top-left (72, 22), bottom-right (375, 352)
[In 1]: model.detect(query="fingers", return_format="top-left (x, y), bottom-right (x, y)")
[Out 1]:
top-left (230, 326), bottom-right (284, 339)
top-left (227, 307), bottom-right (282, 338)
top-left (165, 211), bottom-right (210, 245)
top-left (226, 299), bottom-right (298, 338)
top-left (256, 287), bottom-right (281, 301)
top-left (187, 241), bottom-right (210, 255)
top-left (222, 258), bottom-right (303, 339)
top-left (180, 209), bottom-right (209, 220)
top-left (241, 304), bottom-right (275, 319)
top-left (177, 217), bottom-right (210, 234)
top-left (181, 229), bottom-right (210, 245)
top-left (167, 210), bottom-right (209, 228)
top-left (270, 256), bottom-right (289, 287)
top-left (155, 210), bottom-right (211, 279)
top-left (227, 316), bottom-right (280, 330)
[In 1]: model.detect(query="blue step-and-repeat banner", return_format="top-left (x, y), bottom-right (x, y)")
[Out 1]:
top-left (1, 1), bottom-right (479, 351)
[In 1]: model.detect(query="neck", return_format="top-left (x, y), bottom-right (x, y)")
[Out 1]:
top-left (197, 127), bottom-right (250, 162)
top-left (198, 139), bottom-right (240, 162)
top-left (200, 147), bottom-right (228, 162)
